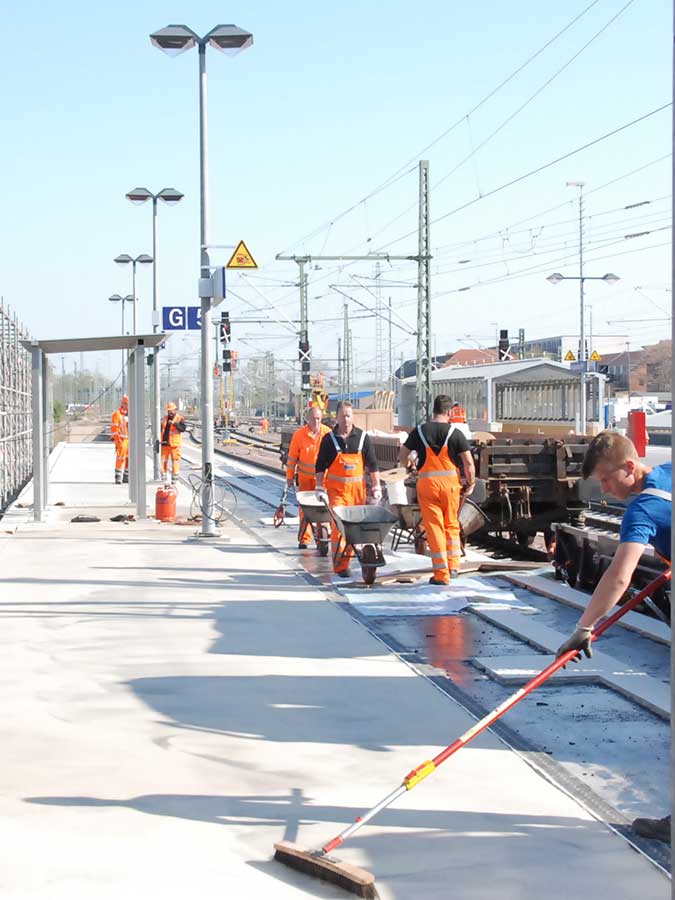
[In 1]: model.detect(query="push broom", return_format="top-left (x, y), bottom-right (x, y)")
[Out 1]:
top-left (274, 569), bottom-right (672, 898)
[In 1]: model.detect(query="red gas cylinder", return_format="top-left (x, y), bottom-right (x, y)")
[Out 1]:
top-left (155, 484), bottom-right (177, 522)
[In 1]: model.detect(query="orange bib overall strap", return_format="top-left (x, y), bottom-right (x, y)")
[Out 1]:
top-left (326, 431), bottom-right (367, 572)
top-left (417, 425), bottom-right (462, 583)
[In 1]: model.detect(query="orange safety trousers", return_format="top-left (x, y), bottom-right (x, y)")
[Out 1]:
top-left (161, 445), bottom-right (181, 475)
top-left (416, 425), bottom-right (462, 583)
top-left (326, 432), bottom-right (366, 573)
top-left (111, 408), bottom-right (128, 476)
top-left (287, 424), bottom-right (331, 545)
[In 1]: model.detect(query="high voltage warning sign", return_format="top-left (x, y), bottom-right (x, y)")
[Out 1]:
top-left (226, 240), bottom-right (258, 269)
top-left (564, 350), bottom-right (576, 361)
top-left (590, 350), bottom-right (601, 361)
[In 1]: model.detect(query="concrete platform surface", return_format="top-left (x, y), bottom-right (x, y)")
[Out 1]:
top-left (0, 444), bottom-right (668, 899)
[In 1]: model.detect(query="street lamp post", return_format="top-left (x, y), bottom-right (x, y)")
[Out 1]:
top-left (546, 271), bottom-right (620, 433)
top-left (126, 187), bottom-right (184, 480)
top-left (150, 23), bottom-right (253, 536)
top-left (114, 254), bottom-right (153, 334)
top-left (109, 294), bottom-right (135, 393)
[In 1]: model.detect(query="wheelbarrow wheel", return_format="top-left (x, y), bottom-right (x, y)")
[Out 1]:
top-left (361, 543), bottom-right (378, 586)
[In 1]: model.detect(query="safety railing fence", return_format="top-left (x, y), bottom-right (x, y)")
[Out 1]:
top-left (0, 300), bottom-right (32, 513)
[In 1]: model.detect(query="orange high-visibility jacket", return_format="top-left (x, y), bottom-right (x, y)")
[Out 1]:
top-left (286, 423), bottom-right (331, 484)
top-left (449, 406), bottom-right (467, 423)
top-left (161, 413), bottom-right (185, 448)
top-left (111, 407), bottom-right (128, 441)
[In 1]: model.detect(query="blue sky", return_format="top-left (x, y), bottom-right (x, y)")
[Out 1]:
top-left (0, 0), bottom-right (671, 383)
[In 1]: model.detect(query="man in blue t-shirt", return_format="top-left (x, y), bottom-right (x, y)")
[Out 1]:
top-left (556, 431), bottom-right (671, 843)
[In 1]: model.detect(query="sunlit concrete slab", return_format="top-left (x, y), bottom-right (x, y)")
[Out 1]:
top-left (472, 607), bottom-right (669, 719)
top-left (0, 444), bottom-right (667, 899)
top-left (504, 571), bottom-right (671, 646)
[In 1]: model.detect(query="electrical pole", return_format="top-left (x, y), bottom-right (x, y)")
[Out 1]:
top-left (276, 168), bottom-right (429, 417)
top-left (568, 180), bottom-right (587, 433)
top-left (416, 159), bottom-right (432, 423)
top-left (374, 261), bottom-right (384, 390)
top-left (337, 336), bottom-right (342, 400)
top-left (343, 302), bottom-right (351, 402)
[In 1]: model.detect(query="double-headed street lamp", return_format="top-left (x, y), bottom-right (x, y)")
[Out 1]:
top-left (150, 23), bottom-right (253, 535)
top-left (114, 253), bottom-right (153, 334)
top-left (126, 187), bottom-right (184, 480)
top-left (109, 294), bottom-right (135, 392)
top-left (546, 271), bottom-right (620, 432)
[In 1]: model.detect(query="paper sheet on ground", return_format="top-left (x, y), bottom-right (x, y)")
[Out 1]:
top-left (338, 576), bottom-right (528, 617)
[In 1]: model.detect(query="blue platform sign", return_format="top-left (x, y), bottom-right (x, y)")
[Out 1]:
top-left (162, 306), bottom-right (202, 330)
top-left (163, 306), bottom-right (186, 330)
top-left (187, 306), bottom-right (202, 330)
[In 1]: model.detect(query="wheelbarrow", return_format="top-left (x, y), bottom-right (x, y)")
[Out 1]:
top-left (325, 502), bottom-right (398, 585)
top-left (295, 490), bottom-right (332, 557)
top-left (391, 502), bottom-right (427, 555)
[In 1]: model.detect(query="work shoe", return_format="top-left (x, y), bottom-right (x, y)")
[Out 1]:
top-left (122, 472), bottom-right (129, 484)
top-left (450, 570), bottom-right (460, 579)
top-left (298, 543), bottom-right (309, 550)
top-left (632, 815), bottom-right (671, 843)
top-left (335, 570), bottom-right (351, 578)
top-left (114, 476), bottom-right (121, 485)
top-left (429, 577), bottom-right (450, 586)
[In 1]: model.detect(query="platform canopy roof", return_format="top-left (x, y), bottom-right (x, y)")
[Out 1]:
top-left (21, 334), bottom-right (169, 354)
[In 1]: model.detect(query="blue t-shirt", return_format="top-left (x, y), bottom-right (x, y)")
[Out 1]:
top-left (620, 463), bottom-right (672, 561)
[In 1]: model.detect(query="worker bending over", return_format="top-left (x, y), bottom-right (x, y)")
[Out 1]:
top-left (161, 402), bottom-right (187, 483)
top-left (315, 401), bottom-right (381, 577)
top-left (556, 432), bottom-right (671, 843)
top-left (110, 394), bottom-right (129, 484)
top-left (286, 405), bottom-right (331, 549)
top-left (399, 394), bottom-right (475, 584)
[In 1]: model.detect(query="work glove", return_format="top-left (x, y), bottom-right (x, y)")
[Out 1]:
top-left (371, 487), bottom-right (382, 502)
top-left (556, 626), bottom-right (593, 663)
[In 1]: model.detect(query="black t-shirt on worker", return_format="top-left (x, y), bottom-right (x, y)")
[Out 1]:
top-left (315, 426), bottom-right (378, 473)
top-left (404, 422), bottom-right (470, 470)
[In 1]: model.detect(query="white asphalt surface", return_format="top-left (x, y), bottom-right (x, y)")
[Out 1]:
top-left (0, 443), bottom-right (668, 899)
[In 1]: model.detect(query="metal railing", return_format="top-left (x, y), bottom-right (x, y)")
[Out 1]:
top-left (0, 301), bottom-right (31, 513)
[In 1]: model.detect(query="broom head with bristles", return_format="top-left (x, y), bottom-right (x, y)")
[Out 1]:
top-left (273, 841), bottom-right (378, 899)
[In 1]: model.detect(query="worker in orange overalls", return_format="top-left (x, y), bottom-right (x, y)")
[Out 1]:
top-left (449, 401), bottom-right (467, 423)
top-left (315, 401), bottom-right (381, 577)
top-left (110, 395), bottom-right (129, 484)
top-left (286, 405), bottom-right (332, 549)
top-left (399, 394), bottom-right (476, 584)
top-left (160, 401), bottom-right (187, 483)
top-left (260, 416), bottom-right (270, 433)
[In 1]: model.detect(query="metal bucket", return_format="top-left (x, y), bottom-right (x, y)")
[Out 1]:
top-left (385, 479), bottom-right (408, 506)
top-left (459, 498), bottom-right (489, 537)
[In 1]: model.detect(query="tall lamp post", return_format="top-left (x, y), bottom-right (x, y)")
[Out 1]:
top-left (109, 294), bottom-right (135, 393)
top-left (125, 187), bottom-right (184, 480)
top-left (546, 271), bottom-right (620, 432)
top-left (114, 253), bottom-right (153, 334)
top-left (150, 23), bottom-right (253, 536)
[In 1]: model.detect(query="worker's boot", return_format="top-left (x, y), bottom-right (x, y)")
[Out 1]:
top-left (632, 815), bottom-right (671, 843)
top-left (122, 470), bottom-right (129, 484)
top-left (171, 473), bottom-right (177, 485)
top-left (114, 473), bottom-right (121, 485)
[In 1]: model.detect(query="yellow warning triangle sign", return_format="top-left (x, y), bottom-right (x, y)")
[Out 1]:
top-left (590, 350), bottom-right (601, 361)
top-left (564, 350), bottom-right (576, 361)
top-left (226, 240), bottom-right (258, 269)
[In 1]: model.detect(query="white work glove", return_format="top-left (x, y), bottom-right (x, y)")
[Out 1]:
top-left (371, 487), bottom-right (382, 503)
top-left (556, 626), bottom-right (593, 663)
